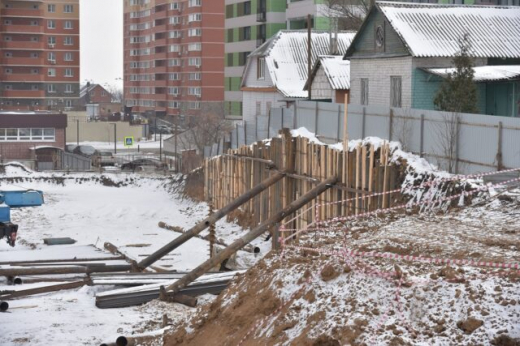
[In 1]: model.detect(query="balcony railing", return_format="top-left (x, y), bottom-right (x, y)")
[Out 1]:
top-left (256, 10), bottom-right (266, 22)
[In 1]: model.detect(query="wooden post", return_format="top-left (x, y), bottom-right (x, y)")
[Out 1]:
top-left (497, 121), bottom-right (503, 171)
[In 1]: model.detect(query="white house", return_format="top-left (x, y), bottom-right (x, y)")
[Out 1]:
top-left (304, 55), bottom-right (350, 104)
top-left (241, 30), bottom-right (356, 122)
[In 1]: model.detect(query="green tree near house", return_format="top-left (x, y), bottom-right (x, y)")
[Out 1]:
top-left (434, 33), bottom-right (479, 114)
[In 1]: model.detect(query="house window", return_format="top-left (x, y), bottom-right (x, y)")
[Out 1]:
top-left (188, 43), bottom-right (201, 51)
top-left (64, 5), bottom-right (73, 13)
top-left (48, 36), bottom-right (56, 45)
top-left (48, 84), bottom-right (56, 93)
top-left (243, 26), bottom-right (251, 41)
top-left (65, 68), bottom-right (73, 77)
top-left (48, 68), bottom-right (56, 77)
top-left (64, 52), bottom-right (73, 61)
top-left (48, 4), bottom-right (55, 12)
top-left (390, 76), bottom-right (402, 108)
top-left (188, 28), bottom-right (201, 37)
top-left (188, 87), bottom-right (201, 96)
top-left (101, 90), bottom-right (106, 96)
top-left (48, 52), bottom-right (55, 61)
top-left (64, 21), bottom-right (73, 29)
top-left (189, 73), bottom-right (201, 80)
top-left (5, 68), bottom-right (12, 74)
top-left (65, 84), bottom-right (73, 93)
top-left (47, 20), bottom-right (55, 29)
top-left (360, 78), bottom-right (369, 105)
top-left (244, 1), bottom-right (251, 15)
top-left (188, 0), bottom-right (201, 7)
top-left (168, 87), bottom-right (179, 95)
top-left (256, 101), bottom-right (261, 115)
top-left (257, 57), bottom-right (265, 80)
top-left (188, 57), bottom-right (201, 66)
top-left (64, 37), bottom-right (73, 45)
top-left (65, 100), bottom-right (72, 108)
top-left (188, 101), bottom-right (201, 109)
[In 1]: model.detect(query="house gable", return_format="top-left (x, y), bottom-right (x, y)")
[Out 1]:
top-left (345, 8), bottom-right (409, 59)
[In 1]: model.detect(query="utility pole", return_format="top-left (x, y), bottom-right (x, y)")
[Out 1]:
top-left (174, 115), bottom-right (178, 172)
top-left (76, 119), bottom-right (79, 145)
top-left (307, 14), bottom-right (312, 100)
top-left (159, 131), bottom-right (162, 161)
top-left (154, 117), bottom-right (157, 141)
top-left (112, 123), bottom-right (117, 154)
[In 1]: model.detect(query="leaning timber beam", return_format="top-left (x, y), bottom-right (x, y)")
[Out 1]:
top-left (162, 176), bottom-right (338, 297)
top-left (137, 171), bottom-right (286, 270)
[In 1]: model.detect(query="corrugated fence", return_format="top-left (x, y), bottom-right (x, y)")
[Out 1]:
top-left (205, 101), bottom-right (520, 174)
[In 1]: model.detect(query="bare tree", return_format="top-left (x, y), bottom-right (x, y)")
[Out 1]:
top-left (321, 0), bottom-right (371, 31)
top-left (392, 109), bottom-right (414, 152)
top-left (105, 84), bottom-right (124, 103)
top-left (179, 102), bottom-right (233, 154)
top-left (435, 112), bottom-right (461, 174)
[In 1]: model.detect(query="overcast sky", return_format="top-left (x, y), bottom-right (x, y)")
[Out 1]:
top-left (80, 0), bottom-right (123, 90)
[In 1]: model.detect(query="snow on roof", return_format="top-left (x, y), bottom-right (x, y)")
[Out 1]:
top-left (424, 65), bottom-right (520, 82)
top-left (319, 56), bottom-right (351, 90)
top-left (376, 2), bottom-right (520, 58)
top-left (248, 30), bottom-right (356, 98)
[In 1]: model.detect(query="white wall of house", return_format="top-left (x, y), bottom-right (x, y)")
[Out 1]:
top-left (310, 66), bottom-right (334, 101)
top-left (242, 56), bottom-right (275, 88)
top-left (242, 90), bottom-right (285, 122)
top-left (350, 56), bottom-right (413, 108)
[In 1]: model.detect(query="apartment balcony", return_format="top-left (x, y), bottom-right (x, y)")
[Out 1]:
top-left (256, 11), bottom-right (266, 22)
top-left (0, 24), bottom-right (44, 34)
top-left (1, 41), bottom-right (44, 50)
top-left (2, 90), bottom-right (45, 98)
top-left (0, 73), bottom-right (44, 82)
top-left (2, 57), bottom-right (44, 66)
top-left (1, 8), bottom-right (44, 18)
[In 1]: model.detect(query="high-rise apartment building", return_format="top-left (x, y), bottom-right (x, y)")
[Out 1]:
top-left (123, 0), bottom-right (224, 121)
top-left (0, 0), bottom-right (80, 111)
top-left (224, 0), bottom-right (331, 119)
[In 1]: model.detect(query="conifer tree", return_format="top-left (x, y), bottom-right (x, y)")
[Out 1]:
top-left (434, 33), bottom-right (479, 114)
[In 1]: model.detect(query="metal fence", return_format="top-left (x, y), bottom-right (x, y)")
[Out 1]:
top-left (205, 101), bottom-right (520, 174)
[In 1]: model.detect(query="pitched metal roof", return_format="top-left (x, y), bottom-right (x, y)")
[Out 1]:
top-left (247, 30), bottom-right (356, 98)
top-left (376, 2), bottom-right (520, 58)
top-left (424, 65), bottom-right (520, 82)
top-left (306, 56), bottom-right (350, 91)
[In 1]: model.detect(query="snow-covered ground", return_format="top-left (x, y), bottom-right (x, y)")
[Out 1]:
top-left (0, 167), bottom-right (264, 345)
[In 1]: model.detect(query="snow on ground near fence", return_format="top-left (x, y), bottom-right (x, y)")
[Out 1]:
top-left (0, 167), bottom-right (267, 345)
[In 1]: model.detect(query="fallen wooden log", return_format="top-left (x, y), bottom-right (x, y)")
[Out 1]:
top-left (0, 256), bottom-right (125, 266)
top-left (0, 264), bottom-right (132, 277)
top-left (0, 280), bottom-right (89, 299)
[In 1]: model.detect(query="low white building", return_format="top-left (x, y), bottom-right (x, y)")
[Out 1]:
top-left (240, 30), bottom-right (355, 122)
top-left (304, 55), bottom-right (350, 104)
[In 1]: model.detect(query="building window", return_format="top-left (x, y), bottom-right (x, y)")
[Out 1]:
top-left (65, 68), bottom-right (73, 77)
top-left (188, 57), bottom-right (201, 66)
top-left (390, 76), bottom-right (402, 108)
top-left (168, 87), bottom-right (179, 95)
top-left (48, 52), bottom-right (55, 61)
top-left (188, 87), bottom-right (201, 96)
top-left (169, 2), bottom-right (179, 10)
top-left (5, 68), bottom-right (12, 74)
top-left (257, 57), bottom-right (265, 80)
top-left (48, 4), bottom-right (55, 13)
top-left (65, 84), bottom-right (73, 93)
top-left (243, 26), bottom-right (251, 41)
top-left (65, 100), bottom-right (72, 108)
top-left (169, 16), bottom-right (180, 25)
top-left (48, 68), bottom-right (56, 77)
top-left (0, 128), bottom-right (55, 142)
top-left (48, 84), bottom-right (56, 93)
top-left (188, 0), bottom-right (201, 7)
top-left (48, 36), bottom-right (56, 45)
top-left (244, 1), bottom-right (251, 15)
top-left (188, 43), bottom-right (201, 51)
top-left (188, 28), bottom-right (201, 37)
top-left (360, 78), bottom-right (369, 106)
top-left (64, 52), bottom-right (73, 61)
top-left (169, 73), bottom-right (179, 80)
top-left (47, 20), bottom-right (55, 29)
top-left (64, 5), bottom-right (73, 13)
top-left (64, 37), bottom-right (73, 45)
top-left (188, 13), bottom-right (202, 22)
top-left (64, 21), bottom-right (73, 29)
top-left (188, 101), bottom-right (201, 109)
top-left (189, 73), bottom-right (201, 80)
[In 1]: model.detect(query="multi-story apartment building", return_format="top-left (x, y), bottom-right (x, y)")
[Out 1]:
top-left (123, 0), bottom-right (224, 122)
top-left (224, 0), bottom-right (332, 119)
top-left (0, 0), bottom-right (80, 111)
